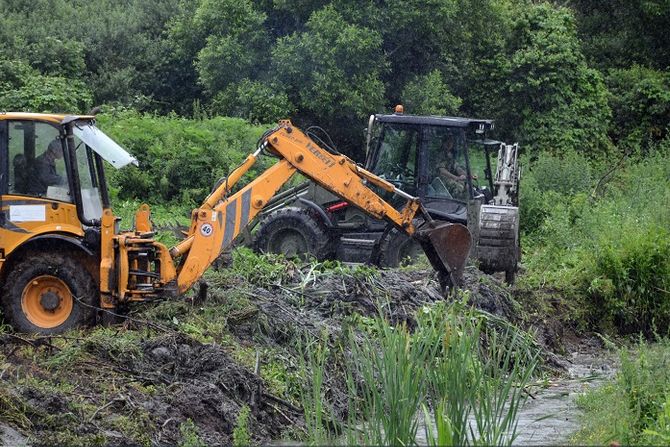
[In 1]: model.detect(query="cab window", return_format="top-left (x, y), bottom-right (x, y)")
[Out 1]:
top-left (71, 133), bottom-right (103, 221)
top-left (8, 121), bottom-right (71, 201)
top-left (425, 127), bottom-right (469, 201)
top-left (370, 124), bottom-right (419, 196)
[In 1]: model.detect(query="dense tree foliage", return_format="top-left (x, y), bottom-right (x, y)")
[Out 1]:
top-left (0, 0), bottom-right (668, 156)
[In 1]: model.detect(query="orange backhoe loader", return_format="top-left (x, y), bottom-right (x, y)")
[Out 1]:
top-left (0, 114), bottom-right (471, 334)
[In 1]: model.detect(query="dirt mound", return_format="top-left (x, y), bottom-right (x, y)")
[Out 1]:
top-left (0, 263), bottom-right (532, 446)
top-left (230, 266), bottom-right (518, 345)
top-left (220, 264), bottom-right (526, 424)
top-left (0, 331), bottom-right (300, 446)
top-left (135, 334), bottom-right (291, 445)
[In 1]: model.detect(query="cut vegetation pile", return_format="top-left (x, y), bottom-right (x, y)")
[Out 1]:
top-left (0, 248), bottom-right (551, 446)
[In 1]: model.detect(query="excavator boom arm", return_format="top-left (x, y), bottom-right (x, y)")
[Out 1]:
top-left (169, 122), bottom-right (470, 293)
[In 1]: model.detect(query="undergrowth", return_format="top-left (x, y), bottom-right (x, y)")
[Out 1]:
top-left (573, 338), bottom-right (670, 445)
top-left (97, 111), bottom-right (270, 205)
top-left (520, 146), bottom-right (670, 335)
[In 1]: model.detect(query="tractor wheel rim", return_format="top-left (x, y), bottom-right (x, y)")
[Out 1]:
top-left (272, 230), bottom-right (307, 257)
top-left (21, 275), bottom-right (74, 329)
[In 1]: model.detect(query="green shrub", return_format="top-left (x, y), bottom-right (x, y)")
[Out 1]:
top-left (97, 111), bottom-right (271, 204)
top-left (0, 58), bottom-right (92, 113)
top-left (179, 419), bottom-right (206, 447)
top-left (588, 226), bottom-right (670, 335)
top-left (521, 148), bottom-right (670, 335)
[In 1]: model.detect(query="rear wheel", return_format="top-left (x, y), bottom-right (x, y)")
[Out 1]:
top-left (2, 252), bottom-right (98, 334)
top-left (254, 207), bottom-right (333, 260)
top-left (377, 226), bottom-right (425, 267)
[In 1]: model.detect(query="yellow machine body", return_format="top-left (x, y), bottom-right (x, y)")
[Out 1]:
top-left (0, 114), bottom-right (470, 334)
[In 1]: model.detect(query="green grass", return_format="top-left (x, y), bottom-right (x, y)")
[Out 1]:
top-left (573, 339), bottom-right (670, 445)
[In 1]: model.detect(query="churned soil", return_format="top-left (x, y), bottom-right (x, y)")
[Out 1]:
top-left (0, 264), bottom-right (571, 446)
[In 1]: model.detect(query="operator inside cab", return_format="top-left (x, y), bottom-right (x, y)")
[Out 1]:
top-left (10, 121), bottom-right (70, 199)
top-left (32, 139), bottom-right (66, 195)
top-left (429, 131), bottom-right (469, 200)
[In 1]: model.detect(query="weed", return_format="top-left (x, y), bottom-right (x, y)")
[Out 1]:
top-left (233, 405), bottom-right (252, 447)
top-left (229, 248), bottom-right (295, 287)
top-left (297, 334), bottom-right (336, 445)
top-left (417, 299), bottom-right (539, 446)
top-left (574, 338), bottom-right (670, 445)
top-left (179, 419), bottom-right (207, 447)
top-left (521, 149), bottom-right (670, 336)
top-left (310, 297), bottom-right (540, 446)
top-left (351, 316), bottom-right (439, 445)
top-left (0, 388), bottom-right (31, 430)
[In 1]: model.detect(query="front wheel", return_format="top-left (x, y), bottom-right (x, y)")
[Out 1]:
top-left (2, 252), bottom-right (98, 334)
top-left (254, 207), bottom-right (333, 260)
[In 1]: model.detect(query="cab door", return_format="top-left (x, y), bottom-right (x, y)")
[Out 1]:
top-left (0, 120), bottom-right (83, 247)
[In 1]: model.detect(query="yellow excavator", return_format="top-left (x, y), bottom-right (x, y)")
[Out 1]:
top-left (0, 113), bottom-right (471, 334)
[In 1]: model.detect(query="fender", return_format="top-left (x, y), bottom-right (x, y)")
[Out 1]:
top-left (16, 233), bottom-right (95, 258)
top-left (297, 197), bottom-right (334, 228)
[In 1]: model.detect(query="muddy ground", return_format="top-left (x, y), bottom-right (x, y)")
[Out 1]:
top-left (0, 260), bottom-right (589, 446)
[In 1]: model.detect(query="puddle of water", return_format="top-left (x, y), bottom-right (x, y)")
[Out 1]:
top-left (512, 351), bottom-right (615, 445)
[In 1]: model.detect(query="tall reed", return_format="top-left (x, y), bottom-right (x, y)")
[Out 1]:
top-left (297, 335), bottom-right (335, 445)
top-left (296, 297), bottom-right (539, 446)
top-left (347, 317), bottom-right (440, 445)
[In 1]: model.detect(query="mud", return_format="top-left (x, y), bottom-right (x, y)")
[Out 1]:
top-left (0, 263), bottom-right (573, 446)
top-left (236, 266), bottom-right (518, 341)
top-left (0, 331), bottom-right (301, 446)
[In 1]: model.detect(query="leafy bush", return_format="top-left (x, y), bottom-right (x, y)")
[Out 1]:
top-left (588, 226), bottom-right (670, 334)
top-left (97, 111), bottom-right (270, 204)
top-left (0, 58), bottom-right (92, 113)
top-left (521, 147), bottom-right (670, 335)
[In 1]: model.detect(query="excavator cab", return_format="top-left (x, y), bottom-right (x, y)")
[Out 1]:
top-left (1, 115), bottom-right (136, 225)
top-left (0, 114), bottom-right (138, 333)
top-left (365, 112), bottom-right (519, 282)
top-left (365, 112), bottom-right (494, 219)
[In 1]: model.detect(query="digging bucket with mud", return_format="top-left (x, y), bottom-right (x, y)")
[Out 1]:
top-left (416, 220), bottom-right (473, 286)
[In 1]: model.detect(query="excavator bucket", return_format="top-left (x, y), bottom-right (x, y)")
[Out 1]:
top-left (416, 222), bottom-right (472, 287)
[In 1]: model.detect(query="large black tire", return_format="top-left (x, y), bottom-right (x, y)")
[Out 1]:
top-left (377, 225), bottom-right (425, 268)
top-left (254, 207), bottom-right (333, 260)
top-left (2, 252), bottom-right (98, 334)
